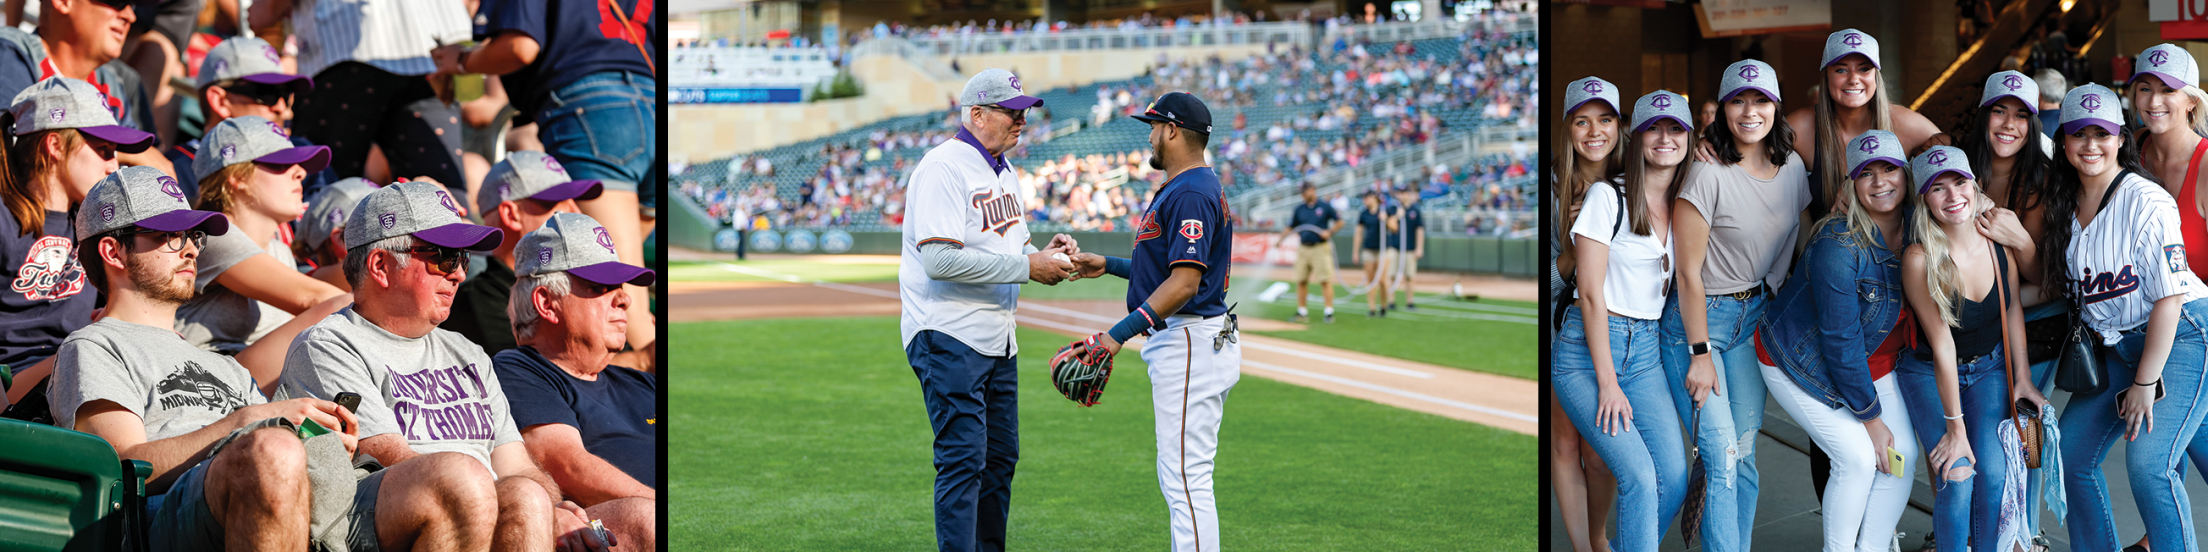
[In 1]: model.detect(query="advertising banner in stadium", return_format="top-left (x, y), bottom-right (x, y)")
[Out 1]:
top-left (1694, 0), bottom-right (1832, 38)
top-left (2151, 0), bottom-right (2208, 39)
top-left (671, 88), bottom-right (805, 104)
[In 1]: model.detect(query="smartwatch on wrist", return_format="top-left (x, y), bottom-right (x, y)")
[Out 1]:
top-left (1689, 342), bottom-right (1711, 356)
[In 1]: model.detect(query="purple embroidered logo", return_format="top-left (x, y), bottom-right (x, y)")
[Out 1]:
top-left (542, 156), bottom-right (562, 173)
top-left (220, 145), bottom-right (236, 159)
top-left (1651, 94), bottom-right (1672, 109)
top-left (498, 184), bottom-right (511, 201)
top-left (46, 108), bottom-right (60, 123)
top-left (267, 121), bottom-right (287, 138)
top-left (1738, 64), bottom-right (1760, 80)
top-left (434, 191), bottom-right (462, 216)
top-left (1582, 80), bottom-right (1603, 95)
top-left (210, 60), bottom-right (227, 78)
top-left (977, 90), bottom-right (989, 101)
top-left (327, 210), bottom-right (343, 226)
top-left (537, 247), bottom-right (553, 265)
top-left (1858, 136), bottom-right (1880, 153)
top-left (1929, 150), bottom-right (1950, 166)
top-left (2083, 94), bottom-right (2103, 111)
top-left (1842, 33), bottom-right (1863, 47)
top-left (2004, 74), bottom-right (2024, 91)
top-left (261, 45), bottom-right (279, 63)
top-left (378, 212), bottom-right (397, 230)
top-left (1007, 75), bottom-right (1021, 91)
top-left (2152, 50), bottom-right (2171, 66)
top-left (593, 227), bottom-right (614, 253)
top-left (98, 203), bottom-right (112, 222)
top-left (157, 176), bottom-right (182, 200)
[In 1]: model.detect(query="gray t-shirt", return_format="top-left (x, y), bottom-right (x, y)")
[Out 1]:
top-left (279, 307), bottom-right (520, 473)
top-left (1676, 153), bottom-right (1812, 294)
top-left (48, 318), bottom-right (266, 441)
top-left (175, 231), bottom-right (295, 354)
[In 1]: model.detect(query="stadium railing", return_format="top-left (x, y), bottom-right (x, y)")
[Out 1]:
top-left (897, 21), bottom-right (1314, 57)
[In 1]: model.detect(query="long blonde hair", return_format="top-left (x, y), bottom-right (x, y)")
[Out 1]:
top-left (1814, 79), bottom-right (1895, 211)
top-left (1911, 183), bottom-right (1994, 327)
top-left (193, 162), bottom-right (257, 214)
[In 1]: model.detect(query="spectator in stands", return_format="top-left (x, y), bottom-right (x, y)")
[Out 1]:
top-left (0, 77), bottom-right (154, 414)
top-left (494, 212), bottom-right (658, 551)
top-left (2036, 68), bottom-right (2067, 139)
top-left (295, 177), bottom-right (378, 291)
top-left (282, 181), bottom-right (611, 552)
top-left (444, 151), bottom-right (599, 357)
top-left (251, 0), bottom-right (471, 205)
top-left (0, 0), bottom-right (172, 177)
top-left (177, 116), bottom-right (350, 372)
top-left (169, 36), bottom-right (334, 202)
top-left (51, 165), bottom-right (509, 552)
top-left (443, 0), bottom-right (658, 374)
top-left (1284, 182), bottom-right (1340, 323)
top-left (1700, 99), bottom-right (1719, 130)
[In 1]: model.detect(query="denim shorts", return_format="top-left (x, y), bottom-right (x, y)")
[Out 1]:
top-left (537, 71), bottom-right (655, 195)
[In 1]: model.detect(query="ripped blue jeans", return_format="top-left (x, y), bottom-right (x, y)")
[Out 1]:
top-left (1661, 292), bottom-right (1769, 552)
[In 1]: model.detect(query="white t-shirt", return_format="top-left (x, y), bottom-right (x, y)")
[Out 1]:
top-left (1571, 181), bottom-right (1673, 320)
top-left (2068, 171), bottom-right (2208, 342)
top-left (898, 137), bottom-right (1034, 356)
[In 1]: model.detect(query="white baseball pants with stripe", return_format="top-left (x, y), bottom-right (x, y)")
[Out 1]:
top-left (1141, 314), bottom-right (1242, 552)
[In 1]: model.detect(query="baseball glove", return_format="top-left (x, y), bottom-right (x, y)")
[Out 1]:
top-left (1050, 334), bottom-right (1117, 406)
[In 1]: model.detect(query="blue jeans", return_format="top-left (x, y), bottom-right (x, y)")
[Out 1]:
top-left (538, 71), bottom-right (655, 195)
top-left (1660, 292), bottom-right (1769, 552)
top-left (1554, 305), bottom-right (1689, 551)
top-left (906, 330), bottom-right (1020, 552)
top-left (2059, 298), bottom-right (2208, 552)
top-left (1896, 348), bottom-right (2014, 552)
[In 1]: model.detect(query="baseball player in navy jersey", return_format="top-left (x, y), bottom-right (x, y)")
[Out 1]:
top-left (1067, 91), bottom-right (1241, 552)
top-left (900, 68), bottom-right (1081, 552)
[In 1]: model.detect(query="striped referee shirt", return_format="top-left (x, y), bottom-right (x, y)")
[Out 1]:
top-left (290, 0), bottom-right (472, 78)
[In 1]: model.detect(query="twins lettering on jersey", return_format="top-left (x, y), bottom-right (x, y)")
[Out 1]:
top-left (387, 363), bottom-right (501, 441)
top-left (970, 190), bottom-right (1023, 235)
top-left (2077, 265), bottom-right (2141, 304)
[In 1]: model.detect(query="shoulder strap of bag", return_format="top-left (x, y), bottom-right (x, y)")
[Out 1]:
top-left (1994, 243), bottom-right (2025, 428)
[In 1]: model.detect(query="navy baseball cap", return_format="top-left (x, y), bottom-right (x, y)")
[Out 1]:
top-left (1130, 92), bottom-right (1213, 134)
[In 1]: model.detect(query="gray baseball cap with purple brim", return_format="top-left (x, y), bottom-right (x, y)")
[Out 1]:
top-left (77, 165), bottom-right (230, 240)
top-left (345, 181), bottom-right (501, 251)
top-left (516, 212), bottom-right (655, 287)
top-left (196, 36), bottom-right (312, 93)
top-left (10, 77), bottom-right (154, 153)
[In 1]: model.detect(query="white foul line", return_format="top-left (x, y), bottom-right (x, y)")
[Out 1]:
top-left (1018, 302), bottom-right (1435, 379)
top-left (1241, 359), bottom-right (1539, 423)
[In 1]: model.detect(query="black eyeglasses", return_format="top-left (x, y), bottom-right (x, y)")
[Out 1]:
top-left (979, 104), bottom-right (1027, 123)
top-left (406, 246), bottom-right (465, 275)
top-left (222, 82), bottom-right (293, 107)
top-left (119, 229), bottom-right (206, 253)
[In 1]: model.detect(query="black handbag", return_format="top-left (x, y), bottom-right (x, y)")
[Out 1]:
top-left (2056, 173), bottom-right (2126, 395)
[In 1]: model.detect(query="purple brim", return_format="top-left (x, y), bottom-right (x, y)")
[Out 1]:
top-left (2139, 71), bottom-right (2193, 93)
top-left (1721, 85), bottom-right (1782, 104)
top-left (1850, 157), bottom-right (1904, 180)
top-left (2061, 118), bottom-right (2124, 137)
top-left (1981, 93), bottom-right (2039, 114)
top-left (79, 125), bottom-right (154, 153)
top-left (1563, 98), bottom-right (1616, 120)
top-left (1824, 52), bottom-right (1878, 70)
top-left (1632, 115), bottom-right (1691, 135)
top-left (997, 95), bottom-right (1043, 109)
top-left (135, 209), bottom-right (230, 235)
top-left (413, 222), bottom-right (502, 251)
top-left (240, 72), bottom-right (314, 94)
top-left (1917, 169), bottom-right (1974, 194)
top-left (530, 180), bottom-right (604, 203)
top-left (568, 261), bottom-right (657, 287)
top-left (255, 145), bottom-right (331, 173)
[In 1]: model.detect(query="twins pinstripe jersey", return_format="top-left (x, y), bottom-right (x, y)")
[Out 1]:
top-left (2068, 171), bottom-right (2208, 342)
top-left (898, 129), bottom-right (1033, 356)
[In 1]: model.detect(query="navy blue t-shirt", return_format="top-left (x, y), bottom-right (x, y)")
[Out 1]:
top-left (1385, 204), bottom-right (1424, 249)
top-left (1128, 167), bottom-right (1231, 318)
top-left (1357, 208), bottom-right (1383, 250)
top-left (1289, 201), bottom-right (1338, 245)
top-left (492, 346), bottom-right (658, 487)
top-left (482, 0), bottom-right (657, 117)
top-left (0, 207), bottom-right (93, 373)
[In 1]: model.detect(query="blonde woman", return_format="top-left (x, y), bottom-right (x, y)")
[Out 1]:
top-left (2132, 44), bottom-right (2208, 280)
top-left (1551, 75), bottom-right (1624, 552)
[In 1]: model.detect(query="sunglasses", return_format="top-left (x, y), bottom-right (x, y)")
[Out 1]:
top-left (1661, 252), bottom-right (1672, 297)
top-left (978, 104), bottom-right (1027, 123)
top-left (119, 229), bottom-right (206, 253)
top-left (406, 245), bottom-right (466, 275)
top-left (88, 0), bottom-right (130, 10)
top-left (222, 82), bottom-right (293, 107)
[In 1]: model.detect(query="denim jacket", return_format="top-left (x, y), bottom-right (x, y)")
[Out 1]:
top-left (1759, 215), bottom-right (1910, 421)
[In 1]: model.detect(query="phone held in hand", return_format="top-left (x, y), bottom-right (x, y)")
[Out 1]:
top-left (335, 392), bottom-right (362, 414)
top-left (1885, 446), bottom-right (1905, 477)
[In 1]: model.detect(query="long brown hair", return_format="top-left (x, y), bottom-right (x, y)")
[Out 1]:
top-left (1620, 122), bottom-right (1696, 236)
top-left (194, 163), bottom-right (257, 214)
top-left (0, 128), bottom-right (84, 236)
top-left (1553, 105), bottom-right (1624, 277)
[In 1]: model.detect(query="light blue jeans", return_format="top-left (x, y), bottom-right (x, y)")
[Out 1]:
top-left (2060, 298), bottom-right (2208, 552)
top-left (1896, 349), bottom-right (2013, 552)
top-left (1554, 304), bottom-right (1690, 551)
top-left (1660, 292), bottom-right (1769, 552)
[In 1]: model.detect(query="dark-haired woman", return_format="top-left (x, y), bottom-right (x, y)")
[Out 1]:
top-left (1664, 59), bottom-right (1813, 552)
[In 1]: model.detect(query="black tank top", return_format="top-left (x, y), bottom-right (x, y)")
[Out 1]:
top-left (1913, 245), bottom-right (2010, 361)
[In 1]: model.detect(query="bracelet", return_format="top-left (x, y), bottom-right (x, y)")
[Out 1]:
top-left (2137, 378), bottom-right (2161, 387)
top-left (457, 48), bottom-right (473, 74)
top-left (1943, 412), bottom-right (1964, 420)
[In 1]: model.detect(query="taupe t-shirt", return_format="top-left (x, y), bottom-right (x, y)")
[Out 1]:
top-left (175, 231), bottom-right (294, 354)
top-left (1677, 152), bottom-right (1812, 294)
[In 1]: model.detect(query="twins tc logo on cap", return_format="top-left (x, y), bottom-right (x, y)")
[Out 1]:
top-left (1929, 149), bottom-right (1949, 165)
top-left (1843, 32), bottom-right (1863, 47)
top-left (2152, 49), bottom-right (2170, 66)
top-left (2082, 94), bottom-right (2102, 111)
top-left (542, 156), bottom-right (562, 173)
top-left (594, 227), bottom-right (614, 253)
top-left (1651, 94), bottom-right (1671, 109)
top-left (267, 121), bottom-right (286, 138)
top-left (1739, 64), bottom-right (1760, 80)
top-left (1859, 136), bottom-right (1880, 153)
top-left (1582, 80), bottom-right (1603, 94)
top-left (1912, 145), bottom-right (1974, 192)
top-left (261, 45), bottom-right (279, 63)
top-left (1847, 129), bottom-right (1903, 180)
top-left (2004, 74), bottom-right (2024, 90)
top-left (157, 176), bottom-right (183, 200)
top-left (378, 212), bottom-right (397, 230)
top-left (1008, 75), bottom-right (1021, 91)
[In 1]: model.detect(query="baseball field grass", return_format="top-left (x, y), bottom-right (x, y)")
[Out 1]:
top-left (671, 316), bottom-right (1535, 551)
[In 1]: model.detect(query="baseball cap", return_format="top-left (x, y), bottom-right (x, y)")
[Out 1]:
top-left (1719, 59), bottom-right (1782, 103)
top-left (1129, 91), bottom-right (1213, 134)
top-left (515, 212), bottom-right (655, 287)
top-left (194, 115), bottom-right (330, 181)
top-left (299, 177), bottom-right (377, 255)
top-left (1564, 76), bottom-right (1619, 119)
top-left (1911, 145), bottom-right (1974, 194)
top-left (76, 165), bottom-right (230, 240)
top-left (195, 36), bottom-right (312, 93)
top-left (476, 151), bottom-right (605, 216)
top-left (1845, 129), bottom-right (1905, 181)
top-left (2135, 43), bottom-right (2200, 91)
top-left (958, 68), bottom-right (1042, 110)
top-left (1821, 29), bottom-right (1880, 70)
top-left (2060, 83), bottom-right (2125, 136)
top-left (345, 180), bottom-right (501, 251)
top-left (1980, 70), bottom-right (2039, 114)
top-left (1630, 90), bottom-right (1693, 134)
top-left (9, 77), bottom-right (154, 153)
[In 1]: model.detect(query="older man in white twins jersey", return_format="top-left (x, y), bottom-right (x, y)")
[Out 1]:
top-left (899, 68), bottom-right (1081, 552)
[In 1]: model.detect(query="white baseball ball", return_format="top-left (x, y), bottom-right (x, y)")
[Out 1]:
top-left (1052, 252), bottom-right (1071, 263)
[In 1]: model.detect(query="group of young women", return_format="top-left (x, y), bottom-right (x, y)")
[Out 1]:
top-left (1553, 29), bottom-right (2208, 552)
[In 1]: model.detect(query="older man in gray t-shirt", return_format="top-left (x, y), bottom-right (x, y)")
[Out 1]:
top-left (281, 181), bottom-right (613, 552)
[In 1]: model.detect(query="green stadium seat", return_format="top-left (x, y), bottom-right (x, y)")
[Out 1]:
top-left (0, 418), bottom-right (150, 552)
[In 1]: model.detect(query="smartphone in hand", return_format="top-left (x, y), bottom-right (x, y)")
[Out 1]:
top-left (334, 392), bottom-right (362, 414)
top-left (1885, 446), bottom-right (1906, 477)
